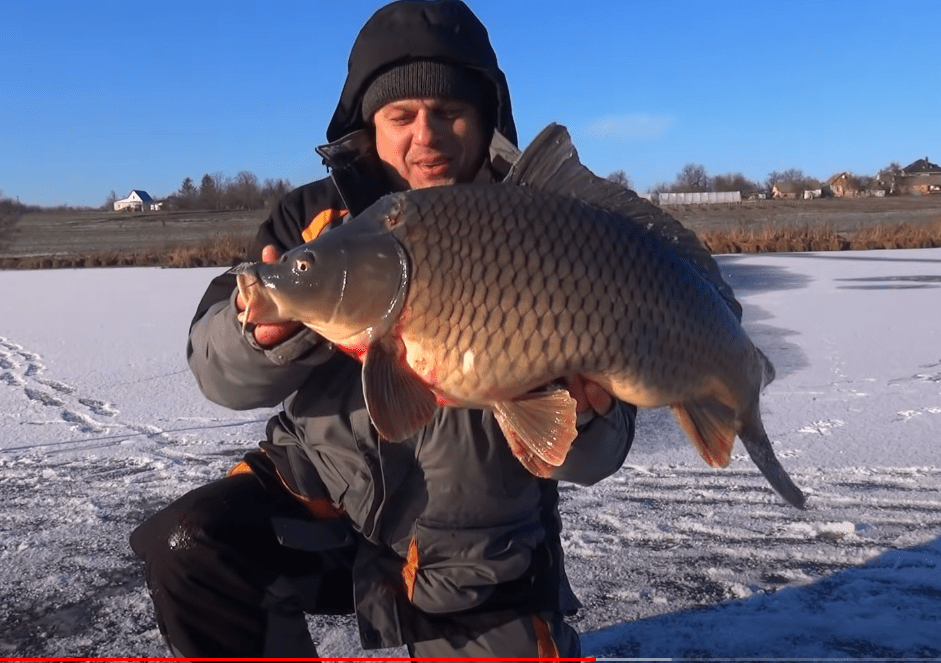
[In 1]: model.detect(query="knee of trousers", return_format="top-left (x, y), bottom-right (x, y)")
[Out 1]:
top-left (129, 474), bottom-right (267, 582)
top-left (129, 495), bottom-right (219, 589)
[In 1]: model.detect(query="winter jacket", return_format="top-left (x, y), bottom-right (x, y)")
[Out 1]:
top-left (185, 0), bottom-right (636, 649)
top-left (186, 136), bottom-right (635, 648)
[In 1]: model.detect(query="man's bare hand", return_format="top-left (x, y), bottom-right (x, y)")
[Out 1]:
top-left (235, 245), bottom-right (303, 347)
top-left (566, 375), bottom-right (614, 416)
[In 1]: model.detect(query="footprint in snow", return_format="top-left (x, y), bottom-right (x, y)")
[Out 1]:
top-left (25, 387), bottom-right (65, 408)
top-left (37, 378), bottom-right (76, 394)
top-left (79, 398), bottom-right (119, 417)
top-left (61, 410), bottom-right (108, 434)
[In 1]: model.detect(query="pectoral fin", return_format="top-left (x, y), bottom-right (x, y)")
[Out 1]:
top-left (671, 397), bottom-right (738, 468)
top-left (362, 337), bottom-right (437, 442)
top-left (501, 427), bottom-right (558, 478)
top-left (493, 388), bottom-right (578, 477)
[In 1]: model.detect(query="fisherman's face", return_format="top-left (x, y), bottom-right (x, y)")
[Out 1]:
top-left (373, 98), bottom-right (488, 190)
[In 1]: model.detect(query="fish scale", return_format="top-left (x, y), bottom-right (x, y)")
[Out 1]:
top-left (234, 123), bottom-right (806, 508)
top-left (393, 184), bottom-right (733, 405)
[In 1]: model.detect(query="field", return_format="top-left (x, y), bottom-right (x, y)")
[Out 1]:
top-left (671, 194), bottom-right (941, 252)
top-left (0, 209), bottom-right (264, 269)
top-left (1, 195), bottom-right (940, 269)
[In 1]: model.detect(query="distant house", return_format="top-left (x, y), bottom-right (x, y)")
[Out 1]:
top-left (902, 157), bottom-right (941, 175)
top-left (114, 190), bottom-right (154, 212)
top-left (771, 181), bottom-right (801, 199)
top-left (897, 157), bottom-right (941, 195)
top-left (823, 172), bottom-right (859, 198)
top-left (823, 173), bottom-right (859, 198)
top-left (882, 158), bottom-right (941, 196)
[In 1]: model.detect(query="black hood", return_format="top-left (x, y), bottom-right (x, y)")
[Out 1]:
top-left (326, 0), bottom-right (517, 147)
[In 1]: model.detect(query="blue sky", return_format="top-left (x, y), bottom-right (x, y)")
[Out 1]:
top-left (2, 0), bottom-right (939, 207)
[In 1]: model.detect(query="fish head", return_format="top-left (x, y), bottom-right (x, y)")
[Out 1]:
top-left (234, 214), bottom-right (408, 346)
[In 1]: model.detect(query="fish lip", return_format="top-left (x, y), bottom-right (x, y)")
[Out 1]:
top-left (227, 262), bottom-right (257, 276)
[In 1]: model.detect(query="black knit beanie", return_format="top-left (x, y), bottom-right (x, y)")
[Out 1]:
top-left (361, 60), bottom-right (495, 124)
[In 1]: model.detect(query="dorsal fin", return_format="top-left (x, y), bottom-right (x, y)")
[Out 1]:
top-left (505, 123), bottom-right (742, 320)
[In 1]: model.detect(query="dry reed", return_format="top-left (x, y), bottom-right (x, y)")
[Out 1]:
top-left (698, 219), bottom-right (941, 254)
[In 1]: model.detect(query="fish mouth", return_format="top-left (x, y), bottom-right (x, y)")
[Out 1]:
top-left (230, 265), bottom-right (278, 327)
top-left (234, 270), bottom-right (260, 328)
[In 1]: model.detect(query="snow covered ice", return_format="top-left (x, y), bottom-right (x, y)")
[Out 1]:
top-left (1, 249), bottom-right (939, 659)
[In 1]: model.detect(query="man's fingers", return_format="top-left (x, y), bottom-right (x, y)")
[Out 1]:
top-left (254, 321), bottom-right (303, 347)
top-left (567, 375), bottom-right (589, 414)
top-left (584, 380), bottom-right (614, 416)
top-left (567, 375), bottom-right (614, 416)
top-left (262, 244), bottom-right (281, 264)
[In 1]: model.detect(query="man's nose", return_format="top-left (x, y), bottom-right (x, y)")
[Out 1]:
top-left (413, 109), bottom-right (443, 146)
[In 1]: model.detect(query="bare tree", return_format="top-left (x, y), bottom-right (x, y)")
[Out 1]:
top-left (765, 168), bottom-right (820, 196)
top-left (606, 170), bottom-right (634, 191)
top-left (228, 171), bottom-right (263, 210)
top-left (103, 190), bottom-right (119, 211)
top-left (879, 161), bottom-right (902, 176)
top-left (262, 178), bottom-right (293, 206)
top-left (649, 180), bottom-right (673, 195)
top-left (674, 163), bottom-right (712, 192)
top-left (713, 172), bottom-right (761, 195)
top-left (850, 173), bottom-right (875, 192)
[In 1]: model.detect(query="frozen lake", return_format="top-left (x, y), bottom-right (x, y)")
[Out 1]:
top-left (1, 248), bottom-right (939, 658)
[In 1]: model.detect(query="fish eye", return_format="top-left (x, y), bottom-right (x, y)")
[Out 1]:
top-left (295, 258), bottom-right (312, 273)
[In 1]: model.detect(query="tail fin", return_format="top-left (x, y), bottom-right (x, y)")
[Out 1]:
top-left (673, 392), bottom-right (806, 509)
top-left (739, 407), bottom-right (806, 509)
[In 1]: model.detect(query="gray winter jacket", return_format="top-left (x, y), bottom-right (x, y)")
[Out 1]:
top-left (186, 152), bottom-right (635, 647)
top-left (185, 0), bottom-right (636, 648)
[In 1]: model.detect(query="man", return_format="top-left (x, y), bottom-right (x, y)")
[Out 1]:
top-left (131, 0), bottom-right (636, 658)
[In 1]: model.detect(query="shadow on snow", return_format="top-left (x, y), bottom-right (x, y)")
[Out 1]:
top-left (582, 534), bottom-right (941, 659)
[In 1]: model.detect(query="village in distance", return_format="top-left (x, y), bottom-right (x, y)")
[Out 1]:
top-left (1, 157), bottom-right (940, 270)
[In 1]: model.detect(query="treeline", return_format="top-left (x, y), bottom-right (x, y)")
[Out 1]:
top-left (610, 161), bottom-right (901, 197)
top-left (104, 172), bottom-right (294, 212)
top-left (643, 164), bottom-right (819, 197)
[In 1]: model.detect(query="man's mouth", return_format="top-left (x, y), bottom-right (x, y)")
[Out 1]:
top-left (414, 155), bottom-right (451, 176)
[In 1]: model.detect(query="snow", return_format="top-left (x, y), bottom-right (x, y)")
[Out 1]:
top-left (1, 249), bottom-right (939, 659)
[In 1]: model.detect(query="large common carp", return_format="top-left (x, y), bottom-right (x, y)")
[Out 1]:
top-left (234, 123), bottom-right (806, 508)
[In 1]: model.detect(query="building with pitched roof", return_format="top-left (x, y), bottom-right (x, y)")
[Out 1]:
top-left (113, 190), bottom-right (154, 212)
top-left (894, 158), bottom-right (941, 195)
